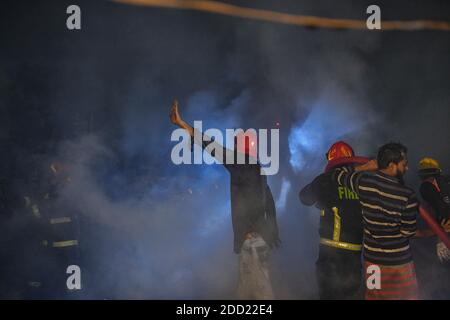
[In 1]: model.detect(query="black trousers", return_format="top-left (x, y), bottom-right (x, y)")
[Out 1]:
top-left (316, 245), bottom-right (363, 300)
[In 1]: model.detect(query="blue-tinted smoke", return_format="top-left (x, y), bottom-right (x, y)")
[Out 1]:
top-left (2, 0), bottom-right (449, 300)
top-left (288, 90), bottom-right (377, 173)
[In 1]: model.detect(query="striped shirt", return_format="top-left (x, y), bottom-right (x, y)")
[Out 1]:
top-left (335, 167), bottom-right (419, 265)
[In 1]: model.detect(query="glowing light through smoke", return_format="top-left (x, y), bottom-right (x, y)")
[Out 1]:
top-left (288, 123), bottom-right (323, 172)
top-left (288, 98), bottom-right (370, 172)
top-left (275, 177), bottom-right (291, 214)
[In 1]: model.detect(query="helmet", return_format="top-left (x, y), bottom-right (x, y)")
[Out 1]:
top-left (326, 141), bottom-right (355, 162)
top-left (324, 141), bottom-right (368, 172)
top-left (418, 157), bottom-right (441, 176)
top-left (419, 157), bottom-right (441, 171)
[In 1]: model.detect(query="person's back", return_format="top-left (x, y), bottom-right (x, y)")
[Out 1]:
top-left (299, 141), bottom-right (366, 299)
top-left (351, 170), bottom-right (417, 265)
top-left (169, 100), bottom-right (279, 299)
top-left (313, 171), bottom-right (363, 249)
top-left (228, 163), bottom-right (279, 254)
top-left (333, 142), bottom-right (419, 300)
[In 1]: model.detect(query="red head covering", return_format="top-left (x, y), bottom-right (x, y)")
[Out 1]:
top-left (325, 141), bottom-right (369, 172)
top-left (326, 141), bottom-right (354, 161)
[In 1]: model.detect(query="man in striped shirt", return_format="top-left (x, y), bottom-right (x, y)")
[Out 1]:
top-left (333, 142), bottom-right (419, 299)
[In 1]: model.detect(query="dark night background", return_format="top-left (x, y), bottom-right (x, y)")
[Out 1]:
top-left (0, 0), bottom-right (449, 299)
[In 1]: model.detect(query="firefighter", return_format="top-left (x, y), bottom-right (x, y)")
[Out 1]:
top-left (299, 141), bottom-right (368, 299)
top-left (418, 157), bottom-right (450, 298)
top-left (23, 161), bottom-right (81, 299)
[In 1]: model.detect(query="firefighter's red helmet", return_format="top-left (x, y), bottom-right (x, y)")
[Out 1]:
top-left (324, 141), bottom-right (369, 173)
top-left (326, 141), bottom-right (355, 162)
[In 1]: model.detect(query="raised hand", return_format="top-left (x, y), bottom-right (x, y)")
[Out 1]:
top-left (169, 99), bottom-right (194, 137)
top-left (170, 99), bottom-right (183, 126)
top-left (356, 159), bottom-right (378, 172)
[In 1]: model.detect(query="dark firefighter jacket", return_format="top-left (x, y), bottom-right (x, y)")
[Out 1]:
top-left (420, 175), bottom-right (450, 225)
top-left (194, 134), bottom-right (280, 254)
top-left (299, 166), bottom-right (363, 251)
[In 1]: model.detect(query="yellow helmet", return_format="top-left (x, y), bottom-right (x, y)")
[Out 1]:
top-left (419, 158), bottom-right (442, 178)
top-left (418, 157), bottom-right (441, 171)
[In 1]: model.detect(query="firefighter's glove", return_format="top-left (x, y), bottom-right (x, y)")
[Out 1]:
top-left (437, 240), bottom-right (450, 263)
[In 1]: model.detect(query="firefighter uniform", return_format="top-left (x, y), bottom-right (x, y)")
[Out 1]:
top-left (23, 163), bottom-right (81, 299)
top-left (418, 157), bottom-right (450, 299)
top-left (419, 158), bottom-right (450, 227)
top-left (299, 141), bottom-right (366, 300)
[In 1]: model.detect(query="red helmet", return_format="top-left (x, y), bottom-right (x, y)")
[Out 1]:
top-left (326, 141), bottom-right (354, 161)
top-left (324, 141), bottom-right (369, 172)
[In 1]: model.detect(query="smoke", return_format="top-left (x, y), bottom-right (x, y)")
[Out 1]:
top-left (50, 134), bottom-right (236, 299)
top-left (1, 0), bottom-right (449, 299)
top-left (288, 86), bottom-right (379, 173)
top-left (275, 178), bottom-right (291, 214)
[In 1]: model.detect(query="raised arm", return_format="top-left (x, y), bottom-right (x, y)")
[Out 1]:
top-left (334, 159), bottom-right (378, 194)
top-left (355, 159), bottom-right (378, 173)
top-left (170, 99), bottom-right (194, 137)
top-left (170, 99), bottom-right (233, 169)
